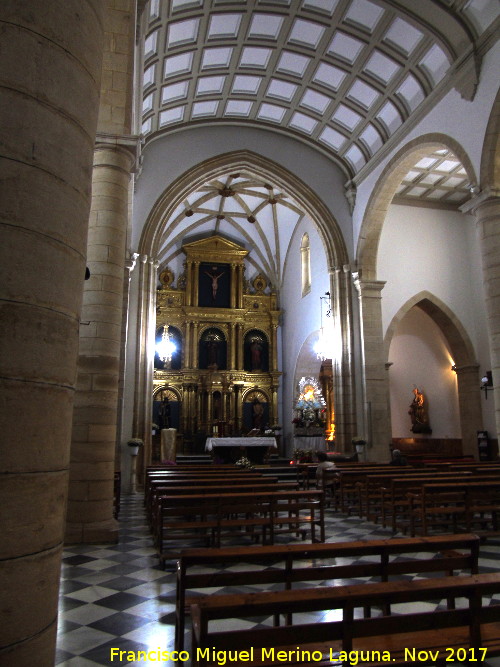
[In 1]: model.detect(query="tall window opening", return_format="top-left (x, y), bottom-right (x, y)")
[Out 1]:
top-left (301, 233), bottom-right (311, 296)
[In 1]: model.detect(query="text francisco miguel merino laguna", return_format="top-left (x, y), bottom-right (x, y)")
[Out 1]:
top-left (110, 646), bottom-right (478, 664)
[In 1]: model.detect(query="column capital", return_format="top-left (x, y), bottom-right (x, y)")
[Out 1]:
top-left (353, 275), bottom-right (386, 298)
top-left (459, 186), bottom-right (500, 214)
top-left (94, 132), bottom-right (141, 172)
top-left (125, 253), bottom-right (138, 272)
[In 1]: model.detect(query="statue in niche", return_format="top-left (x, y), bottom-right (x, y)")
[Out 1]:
top-left (252, 399), bottom-right (264, 430)
top-left (158, 397), bottom-right (170, 430)
top-left (250, 338), bottom-right (263, 370)
top-left (206, 338), bottom-right (219, 369)
top-left (408, 387), bottom-right (431, 433)
top-left (204, 266), bottom-right (225, 300)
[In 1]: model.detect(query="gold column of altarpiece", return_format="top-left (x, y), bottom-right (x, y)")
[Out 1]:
top-left (154, 236), bottom-right (281, 452)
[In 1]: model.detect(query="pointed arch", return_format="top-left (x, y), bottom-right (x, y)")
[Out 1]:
top-left (384, 291), bottom-right (477, 366)
top-left (480, 87), bottom-right (500, 190)
top-left (357, 134), bottom-right (477, 281)
top-left (384, 291), bottom-right (481, 457)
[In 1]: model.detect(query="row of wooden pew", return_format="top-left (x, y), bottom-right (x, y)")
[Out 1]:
top-left (143, 461), bottom-right (500, 664)
top-left (173, 533), bottom-right (500, 665)
top-left (318, 461), bottom-right (500, 537)
top-left (144, 464), bottom-right (326, 566)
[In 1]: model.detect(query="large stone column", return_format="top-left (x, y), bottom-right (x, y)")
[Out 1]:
top-left (0, 2), bottom-right (104, 665)
top-left (354, 276), bottom-right (391, 461)
top-left (468, 191), bottom-right (500, 441)
top-left (66, 141), bottom-right (135, 543)
top-left (331, 267), bottom-right (357, 452)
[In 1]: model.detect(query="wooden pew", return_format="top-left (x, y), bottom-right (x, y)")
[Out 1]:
top-left (157, 489), bottom-right (324, 565)
top-left (408, 480), bottom-right (500, 537)
top-left (145, 472), bottom-right (263, 513)
top-left (190, 572), bottom-right (500, 666)
top-left (325, 466), bottom-right (424, 514)
top-left (175, 533), bottom-right (480, 651)
top-left (373, 473), bottom-right (474, 532)
top-left (148, 480), bottom-right (298, 537)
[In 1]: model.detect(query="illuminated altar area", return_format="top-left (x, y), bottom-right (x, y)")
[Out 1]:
top-left (152, 236), bottom-right (282, 458)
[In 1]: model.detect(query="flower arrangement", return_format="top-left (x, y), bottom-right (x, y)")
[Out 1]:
top-left (127, 438), bottom-right (144, 447)
top-left (293, 449), bottom-right (314, 463)
top-left (235, 456), bottom-right (254, 469)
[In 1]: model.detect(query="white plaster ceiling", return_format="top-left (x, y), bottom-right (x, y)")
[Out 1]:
top-left (138, 0), bottom-right (498, 182)
top-left (393, 148), bottom-right (471, 208)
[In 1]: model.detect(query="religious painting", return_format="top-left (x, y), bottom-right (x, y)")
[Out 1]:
top-left (243, 389), bottom-right (269, 432)
top-left (198, 262), bottom-right (230, 308)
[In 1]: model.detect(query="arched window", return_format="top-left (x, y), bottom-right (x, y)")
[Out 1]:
top-left (301, 233), bottom-right (311, 296)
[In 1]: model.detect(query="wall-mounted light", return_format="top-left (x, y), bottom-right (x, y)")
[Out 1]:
top-left (451, 364), bottom-right (457, 372)
top-left (481, 371), bottom-right (493, 399)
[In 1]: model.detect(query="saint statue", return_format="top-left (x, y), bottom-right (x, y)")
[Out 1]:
top-left (408, 387), bottom-right (431, 433)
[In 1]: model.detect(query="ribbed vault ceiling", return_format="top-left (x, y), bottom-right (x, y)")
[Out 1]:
top-left (157, 171), bottom-right (306, 290)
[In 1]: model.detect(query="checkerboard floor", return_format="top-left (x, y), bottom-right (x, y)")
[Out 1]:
top-left (57, 493), bottom-right (500, 667)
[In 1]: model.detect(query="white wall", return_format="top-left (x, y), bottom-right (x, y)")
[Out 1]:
top-left (379, 202), bottom-right (495, 435)
top-left (389, 307), bottom-right (460, 438)
top-left (280, 216), bottom-right (330, 452)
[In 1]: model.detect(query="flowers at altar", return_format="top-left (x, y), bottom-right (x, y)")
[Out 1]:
top-left (293, 449), bottom-right (314, 463)
top-left (235, 456), bottom-right (254, 469)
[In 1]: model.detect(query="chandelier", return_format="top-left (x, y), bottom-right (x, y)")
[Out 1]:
top-left (314, 292), bottom-right (331, 361)
top-left (156, 325), bottom-right (176, 363)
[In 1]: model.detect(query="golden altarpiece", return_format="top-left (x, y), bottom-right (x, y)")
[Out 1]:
top-left (153, 236), bottom-right (281, 455)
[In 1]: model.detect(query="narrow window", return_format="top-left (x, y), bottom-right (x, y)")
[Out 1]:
top-left (301, 233), bottom-right (311, 296)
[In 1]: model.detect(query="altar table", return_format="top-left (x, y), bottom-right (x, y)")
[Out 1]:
top-left (205, 437), bottom-right (277, 464)
top-left (205, 437), bottom-right (277, 451)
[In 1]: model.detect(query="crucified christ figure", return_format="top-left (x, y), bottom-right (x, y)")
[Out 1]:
top-left (205, 267), bottom-right (224, 300)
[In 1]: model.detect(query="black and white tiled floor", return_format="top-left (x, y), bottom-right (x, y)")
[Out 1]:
top-left (57, 494), bottom-right (500, 667)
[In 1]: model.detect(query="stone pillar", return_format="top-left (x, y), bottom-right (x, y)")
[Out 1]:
top-left (455, 364), bottom-right (482, 458)
top-left (469, 192), bottom-right (500, 442)
top-left (132, 255), bottom-right (157, 482)
top-left (0, 2), bottom-right (104, 665)
top-left (331, 267), bottom-right (357, 452)
top-left (66, 141), bottom-right (135, 544)
top-left (354, 276), bottom-right (391, 461)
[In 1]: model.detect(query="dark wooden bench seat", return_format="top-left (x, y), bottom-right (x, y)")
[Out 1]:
top-left (408, 480), bottom-right (500, 537)
top-left (190, 572), bottom-right (500, 666)
top-left (157, 489), bottom-right (324, 565)
top-left (149, 481), bottom-right (298, 535)
top-left (357, 471), bottom-right (472, 523)
top-left (175, 533), bottom-right (480, 651)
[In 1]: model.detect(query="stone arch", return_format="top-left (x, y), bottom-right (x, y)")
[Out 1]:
top-left (357, 134), bottom-right (477, 281)
top-left (139, 149), bottom-right (349, 271)
top-left (384, 291), bottom-right (481, 457)
top-left (480, 87), bottom-right (500, 190)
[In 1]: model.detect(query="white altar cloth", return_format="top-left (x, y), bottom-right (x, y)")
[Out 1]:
top-left (205, 437), bottom-right (277, 451)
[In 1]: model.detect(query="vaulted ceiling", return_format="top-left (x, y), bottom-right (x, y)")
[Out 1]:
top-left (138, 1), bottom-right (498, 285)
top-left (138, 0), bottom-right (498, 182)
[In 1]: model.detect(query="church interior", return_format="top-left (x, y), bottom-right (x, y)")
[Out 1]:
top-left (1, 1), bottom-right (500, 665)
